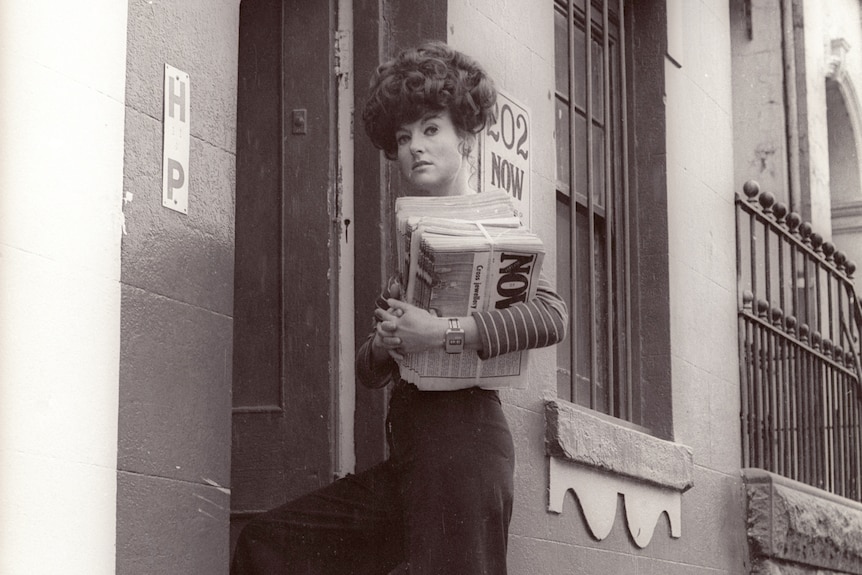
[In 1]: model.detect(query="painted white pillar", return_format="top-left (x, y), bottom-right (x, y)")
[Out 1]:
top-left (0, 2), bottom-right (127, 573)
top-left (336, 0), bottom-right (356, 479)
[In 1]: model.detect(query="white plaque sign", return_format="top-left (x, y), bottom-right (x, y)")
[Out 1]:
top-left (162, 64), bottom-right (190, 214)
top-left (480, 90), bottom-right (531, 227)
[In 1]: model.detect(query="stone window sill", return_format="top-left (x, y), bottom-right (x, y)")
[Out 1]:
top-left (544, 399), bottom-right (694, 547)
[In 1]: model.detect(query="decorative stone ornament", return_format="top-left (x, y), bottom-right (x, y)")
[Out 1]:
top-left (548, 457), bottom-right (682, 548)
top-left (545, 400), bottom-right (694, 548)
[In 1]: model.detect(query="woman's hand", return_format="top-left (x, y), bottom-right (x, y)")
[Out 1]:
top-left (374, 299), bottom-right (445, 357)
top-left (369, 278), bottom-right (406, 363)
top-left (372, 305), bottom-right (406, 362)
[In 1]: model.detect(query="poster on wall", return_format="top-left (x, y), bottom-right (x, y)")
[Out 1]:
top-left (479, 90), bottom-right (531, 228)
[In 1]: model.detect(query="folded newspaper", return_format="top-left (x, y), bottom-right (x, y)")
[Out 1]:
top-left (393, 190), bottom-right (546, 390)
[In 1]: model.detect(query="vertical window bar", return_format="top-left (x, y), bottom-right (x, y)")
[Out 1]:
top-left (778, 232), bottom-right (790, 476)
top-left (800, 336), bottom-right (809, 484)
top-left (827, 267), bottom-right (835, 351)
top-left (736, 189), bottom-right (749, 466)
top-left (750, 208), bottom-right (763, 466)
top-left (855, 381), bottom-right (861, 498)
top-left (803, 251), bottom-right (810, 331)
top-left (585, 1), bottom-right (598, 408)
top-left (601, 0), bottom-right (615, 416)
top-left (838, 278), bottom-right (846, 361)
top-left (844, 368), bottom-right (850, 497)
top-left (790, 239), bottom-right (800, 481)
top-left (815, 264), bottom-right (823, 341)
top-left (754, 312), bottom-right (765, 466)
top-left (830, 368), bottom-right (837, 493)
top-left (618, 0), bottom-right (632, 421)
top-left (567, 0), bottom-right (578, 403)
top-left (766, 271), bottom-right (778, 472)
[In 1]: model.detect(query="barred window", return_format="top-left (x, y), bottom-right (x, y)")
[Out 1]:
top-left (554, 0), bottom-right (633, 421)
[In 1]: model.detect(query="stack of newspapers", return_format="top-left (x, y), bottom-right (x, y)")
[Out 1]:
top-left (394, 190), bottom-right (546, 390)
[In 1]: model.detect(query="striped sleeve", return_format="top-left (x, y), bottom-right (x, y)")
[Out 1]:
top-left (472, 274), bottom-right (568, 360)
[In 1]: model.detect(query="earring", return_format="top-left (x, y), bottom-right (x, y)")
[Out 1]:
top-left (458, 139), bottom-right (473, 158)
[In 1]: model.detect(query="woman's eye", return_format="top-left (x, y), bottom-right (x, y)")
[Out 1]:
top-left (424, 125), bottom-right (438, 135)
top-left (396, 134), bottom-right (410, 146)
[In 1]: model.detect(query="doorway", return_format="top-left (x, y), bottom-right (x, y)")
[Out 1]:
top-left (229, 0), bottom-right (440, 558)
top-left (230, 0), bottom-right (343, 549)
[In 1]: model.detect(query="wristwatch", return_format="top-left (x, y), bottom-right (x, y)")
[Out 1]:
top-left (444, 318), bottom-right (465, 354)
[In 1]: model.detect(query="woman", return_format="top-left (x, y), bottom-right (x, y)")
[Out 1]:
top-left (231, 41), bottom-right (567, 575)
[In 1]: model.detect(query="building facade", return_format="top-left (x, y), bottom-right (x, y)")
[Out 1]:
top-left (2, 0), bottom-right (862, 574)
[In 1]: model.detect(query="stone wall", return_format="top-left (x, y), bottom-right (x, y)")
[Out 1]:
top-left (117, 1), bottom-right (239, 573)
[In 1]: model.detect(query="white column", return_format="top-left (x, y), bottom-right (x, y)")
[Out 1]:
top-left (336, 0), bottom-right (356, 477)
top-left (0, 2), bottom-right (127, 574)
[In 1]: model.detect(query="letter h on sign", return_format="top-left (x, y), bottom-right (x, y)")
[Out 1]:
top-left (162, 64), bottom-right (190, 214)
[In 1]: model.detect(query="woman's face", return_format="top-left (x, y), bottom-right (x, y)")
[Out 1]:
top-left (395, 110), bottom-right (468, 196)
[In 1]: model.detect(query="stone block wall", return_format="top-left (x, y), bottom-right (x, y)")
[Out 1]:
top-left (117, 1), bottom-right (239, 573)
top-left (448, 1), bottom-right (748, 573)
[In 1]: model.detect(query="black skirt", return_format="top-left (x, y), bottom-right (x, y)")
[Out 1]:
top-left (231, 382), bottom-right (515, 575)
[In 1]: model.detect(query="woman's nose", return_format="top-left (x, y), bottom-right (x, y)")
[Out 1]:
top-left (409, 134), bottom-right (424, 154)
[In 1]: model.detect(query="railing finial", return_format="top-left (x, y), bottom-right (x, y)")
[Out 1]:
top-left (743, 180), bottom-right (760, 201)
top-left (758, 191), bottom-right (776, 214)
top-left (771, 306), bottom-right (784, 327)
top-left (811, 232), bottom-right (824, 252)
top-left (786, 212), bottom-right (801, 234)
top-left (742, 290), bottom-right (754, 311)
top-left (773, 202), bottom-right (788, 224)
top-left (835, 251), bottom-right (847, 271)
top-left (757, 298), bottom-right (769, 319)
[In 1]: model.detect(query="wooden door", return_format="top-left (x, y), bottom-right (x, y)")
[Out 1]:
top-left (230, 0), bottom-right (339, 544)
top-left (229, 0), bottom-right (444, 555)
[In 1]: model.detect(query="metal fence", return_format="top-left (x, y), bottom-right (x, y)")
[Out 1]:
top-left (736, 181), bottom-right (862, 501)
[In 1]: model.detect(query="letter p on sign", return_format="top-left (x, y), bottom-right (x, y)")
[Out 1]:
top-left (162, 64), bottom-right (190, 214)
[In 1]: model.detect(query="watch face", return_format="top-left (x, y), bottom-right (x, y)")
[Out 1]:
top-left (445, 319), bottom-right (465, 353)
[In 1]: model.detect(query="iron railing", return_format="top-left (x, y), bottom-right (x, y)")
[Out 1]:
top-left (736, 180), bottom-right (862, 501)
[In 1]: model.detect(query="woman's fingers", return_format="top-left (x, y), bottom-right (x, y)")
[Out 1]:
top-left (375, 323), bottom-right (401, 345)
top-left (388, 280), bottom-right (401, 300)
top-left (386, 298), bottom-right (413, 312)
top-left (373, 328), bottom-right (404, 361)
top-left (374, 308), bottom-right (399, 327)
top-left (381, 335), bottom-right (401, 347)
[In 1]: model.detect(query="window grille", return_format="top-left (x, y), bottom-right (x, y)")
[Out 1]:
top-left (554, 0), bottom-right (633, 421)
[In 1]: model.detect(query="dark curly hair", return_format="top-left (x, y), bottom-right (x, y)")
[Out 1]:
top-left (362, 41), bottom-right (497, 160)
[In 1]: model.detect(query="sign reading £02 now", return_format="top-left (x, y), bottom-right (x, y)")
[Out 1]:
top-left (162, 64), bottom-right (190, 214)
top-left (480, 90), bottom-right (531, 228)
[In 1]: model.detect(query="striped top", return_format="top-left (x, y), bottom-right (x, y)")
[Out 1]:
top-left (356, 274), bottom-right (568, 389)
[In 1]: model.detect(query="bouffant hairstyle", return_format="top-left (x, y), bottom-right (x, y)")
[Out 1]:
top-left (362, 41), bottom-right (497, 160)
